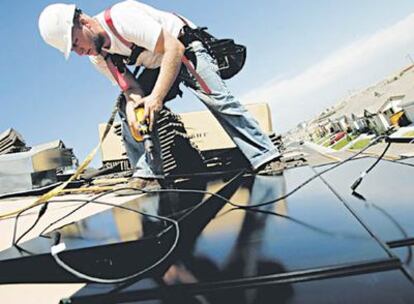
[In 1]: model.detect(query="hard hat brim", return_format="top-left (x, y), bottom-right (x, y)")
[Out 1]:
top-left (63, 4), bottom-right (76, 60)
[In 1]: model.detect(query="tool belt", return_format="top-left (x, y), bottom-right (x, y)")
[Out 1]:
top-left (179, 26), bottom-right (247, 80)
top-left (104, 7), bottom-right (246, 101)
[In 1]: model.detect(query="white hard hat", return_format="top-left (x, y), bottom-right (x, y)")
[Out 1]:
top-left (38, 3), bottom-right (76, 60)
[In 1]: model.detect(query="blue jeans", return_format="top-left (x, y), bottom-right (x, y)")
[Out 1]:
top-left (121, 41), bottom-right (280, 178)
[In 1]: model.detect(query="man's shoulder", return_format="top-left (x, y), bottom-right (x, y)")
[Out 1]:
top-left (93, 0), bottom-right (141, 33)
top-left (107, 0), bottom-right (150, 14)
top-left (94, 0), bottom-right (139, 17)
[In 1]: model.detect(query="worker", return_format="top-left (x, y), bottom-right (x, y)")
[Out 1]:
top-left (38, 1), bottom-right (281, 186)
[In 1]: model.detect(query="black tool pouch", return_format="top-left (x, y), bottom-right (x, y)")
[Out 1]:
top-left (208, 38), bottom-right (246, 80)
top-left (182, 26), bottom-right (247, 80)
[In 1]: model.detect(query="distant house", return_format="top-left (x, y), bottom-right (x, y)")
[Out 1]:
top-left (378, 95), bottom-right (404, 125)
top-left (325, 119), bottom-right (341, 134)
top-left (400, 98), bottom-right (414, 125)
top-left (363, 110), bottom-right (391, 135)
top-left (350, 113), bottom-right (369, 134)
top-left (313, 121), bottom-right (329, 138)
top-left (336, 115), bottom-right (351, 133)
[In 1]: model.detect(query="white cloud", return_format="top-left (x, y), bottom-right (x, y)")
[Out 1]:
top-left (242, 13), bottom-right (414, 133)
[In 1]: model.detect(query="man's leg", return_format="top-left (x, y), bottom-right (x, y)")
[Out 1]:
top-left (184, 41), bottom-right (280, 171)
top-left (133, 124), bottom-right (164, 178)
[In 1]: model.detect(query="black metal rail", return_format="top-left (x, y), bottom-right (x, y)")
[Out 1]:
top-left (60, 257), bottom-right (401, 304)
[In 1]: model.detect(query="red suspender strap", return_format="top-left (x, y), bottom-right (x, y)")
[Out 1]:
top-left (104, 54), bottom-right (130, 91)
top-left (103, 8), bottom-right (212, 94)
top-left (103, 8), bottom-right (131, 91)
top-left (104, 8), bottom-right (133, 48)
top-left (181, 56), bottom-right (212, 94)
top-left (174, 13), bottom-right (212, 94)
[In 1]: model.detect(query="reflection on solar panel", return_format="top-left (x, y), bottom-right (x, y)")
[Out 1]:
top-left (1, 154), bottom-right (414, 303)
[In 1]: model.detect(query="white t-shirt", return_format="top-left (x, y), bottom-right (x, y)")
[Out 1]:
top-left (90, 0), bottom-right (195, 85)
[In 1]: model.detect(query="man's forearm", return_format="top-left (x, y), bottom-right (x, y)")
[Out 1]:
top-left (151, 42), bottom-right (184, 101)
top-left (141, 30), bottom-right (185, 129)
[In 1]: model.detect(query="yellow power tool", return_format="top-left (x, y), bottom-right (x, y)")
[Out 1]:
top-left (130, 107), bottom-right (154, 160)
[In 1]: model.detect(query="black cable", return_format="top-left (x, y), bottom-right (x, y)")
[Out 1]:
top-left (38, 169), bottom-right (247, 236)
top-left (38, 195), bottom-right (205, 239)
top-left (11, 193), bottom-right (180, 284)
top-left (11, 183), bottom-right (236, 284)
top-left (228, 136), bottom-right (387, 209)
top-left (132, 136), bottom-right (377, 212)
top-left (137, 134), bottom-right (383, 212)
top-left (312, 167), bottom-right (396, 258)
top-left (365, 142), bottom-right (392, 174)
top-left (13, 187), bottom-right (210, 247)
top-left (49, 199), bottom-right (179, 284)
top-left (351, 142), bottom-right (391, 191)
top-left (240, 207), bottom-right (369, 241)
top-left (312, 154), bottom-right (413, 264)
top-left (12, 136), bottom-right (412, 285)
top-left (61, 141), bottom-right (414, 284)
top-left (32, 198), bottom-right (171, 242)
top-left (369, 204), bottom-right (413, 265)
top-left (11, 173), bottom-right (245, 283)
top-left (38, 201), bottom-right (91, 238)
top-left (312, 167), bottom-right (414, 282)
top-left (36, 187), bottom-right (232, 240)
top-left (345, 143), bottom-right (414, 264)
top-left (13, 136), bottom-right (386, 246)
top-left (13, 187), bottom-right (147, 246)
top-left (13, 203), bottom-right (49, 245)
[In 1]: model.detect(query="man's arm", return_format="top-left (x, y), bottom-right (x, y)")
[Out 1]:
top-left (124, 78), bottom-right (145, 135)
top-left (90, 55), bottom-right (145, 137)
top-left (98, 54), bottom-right (146, 134)
top-left (143, 29), bottom-right (185, 130)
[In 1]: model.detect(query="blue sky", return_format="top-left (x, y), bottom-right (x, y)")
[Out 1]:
top-left (2, 1), bottom-right (414, 166)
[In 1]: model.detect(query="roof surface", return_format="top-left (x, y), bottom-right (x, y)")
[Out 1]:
top-left (1, 150), bottom-right (413, 303)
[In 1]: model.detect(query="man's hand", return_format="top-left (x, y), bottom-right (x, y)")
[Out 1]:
top-left (143, 94), bottom-right (163, 131)
top-left (141, 29), bottom-right (184, 131)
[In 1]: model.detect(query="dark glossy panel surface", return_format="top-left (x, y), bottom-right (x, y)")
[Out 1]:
top-left (162, 167), bottom-right (390, 286)
top-left (270, 270), bottom-right (414, 304)
top-left (314, 157), bottom-right (414, 242)
top-left (2, 166), bottom-right (393, 272)
top-left (0, 177), bottom-right (234, 283)
top-left (71, 269), bottom-right (414, 304)
top-left (393, 246), bottom-right (414, 272)
top-left (2, 159), bottom-right (413, 301)
top-left (0, 177), bottom-right (214, 260)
